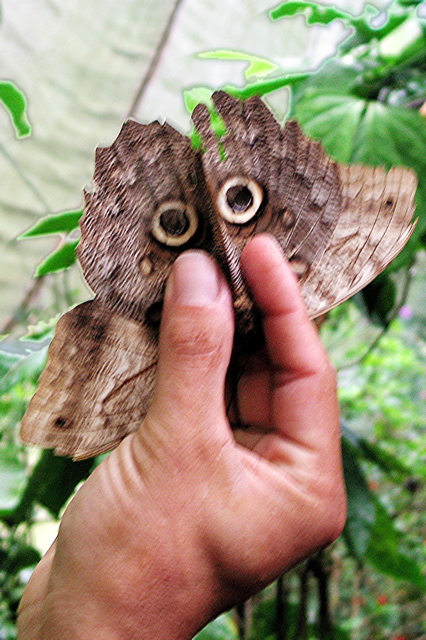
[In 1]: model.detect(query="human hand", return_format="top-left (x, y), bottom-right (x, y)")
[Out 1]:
top-left (17, 234), bottom-right (346, 640)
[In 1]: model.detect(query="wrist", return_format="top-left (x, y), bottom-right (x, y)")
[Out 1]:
top-left (31, 488), bottom-right (227, 639)
top-left (34, 541), bottom-right (223, 640)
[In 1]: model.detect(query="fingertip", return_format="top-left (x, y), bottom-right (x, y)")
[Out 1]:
top-left (165, 250), bottom-right (222, 307)
top-left (242, 233), bottom-right (284, 261)
top-left (241, 234), bottom-right (302, 317)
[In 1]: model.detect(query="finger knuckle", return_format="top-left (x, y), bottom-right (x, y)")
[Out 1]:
top-left (311, 474), bottom-right (347, 545)
top-left (166, 312), bottom-right (225, 362)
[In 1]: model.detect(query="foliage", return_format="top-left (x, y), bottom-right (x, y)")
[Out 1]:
top-left (0, 81), bottom-right (31, 138)
top-left (2, 1), bottom-right (426, 639)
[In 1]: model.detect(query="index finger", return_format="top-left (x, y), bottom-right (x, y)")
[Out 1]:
top-left (240, 234), bottom-right (339, 447)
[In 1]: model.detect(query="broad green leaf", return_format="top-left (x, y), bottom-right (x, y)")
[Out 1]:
top-left (291, 93), bottom-right (368, 164)
top-left (35, 240), bottom-right (79, 276)
top-left (341, 438), bottom-right (376, 558)
top-left (19, 209), bottom-right (83, 239)
top-left (292, 92), bottom-right (426, 264)
top-left (342, 425), bottom-right (410, 478)
top-left (0, 80), bottom-right (31, 137)
top-left (366, 499), bottom-right (426, 588)
top-left (9, 450), bottom-right (93, 523)
top-left (2, 542), bottom-right (41, 573)
top-left (291, 59), bottom-right (365, 100)
top-left (193, 613), bottom-right (238, 639)
top-left (270, 1), bottom-right (355, 25)
top-left (199, 50), bottom-right (278, 79)
top-left (293, 86), bottom-right (426, 178)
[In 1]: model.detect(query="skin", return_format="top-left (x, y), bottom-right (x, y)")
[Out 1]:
top-left (17, 234), bottom-right (346, 640)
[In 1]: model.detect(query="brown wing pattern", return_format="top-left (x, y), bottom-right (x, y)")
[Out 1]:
top-left (301, 164), bottom-right (417, 317)
top-left (194, 92), bottom-right (416, 317)
top-left (20, 301), bottom-right (158, 460)
top-left (193, 91), bottom-right (343, 269)
top-left (79, 120), bottom-right (209, 324)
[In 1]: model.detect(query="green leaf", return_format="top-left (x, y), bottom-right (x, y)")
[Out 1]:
top-left (270, 1), bottom-right (354, 25)
top-left (199, 50), bottom-right (278, 79)
top-left (19, 209), bottom-right (83, 239)
top-left (35, 239), bottom-right (79, 276)
top-left (0, 343), bottom-right (47, 396)
top-left (9, 450), bottom-right (93, 522)
top-left (194, 613), bottom-right (238, 640)
top-left (2, 543), bottom-right (41, 573)
top-left (0, 458), bottom-right (27, 512)
top-left (366, 499), bottom-right (426, 588)
top-left (291, 92), bottom-right (426, 264)
top-left (0, 80), bottom-right (31, 137)
top-left (183, 87), bottom-right (214, 114)
top-left (225, 72), bottom-right (310, 99)
top-left (342, 425), bottom-right (410, 478)
top-left (341, 438), bottom-right (376, 558)
top-left (293, 88), bottom-right (426, 178)
top-left (291, 93), bottom-right (368, 164)
top-left (291, 59), bottom-right (364, 100)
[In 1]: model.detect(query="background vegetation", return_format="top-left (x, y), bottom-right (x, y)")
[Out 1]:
top-left (1, 1), bottom-right (425, 638)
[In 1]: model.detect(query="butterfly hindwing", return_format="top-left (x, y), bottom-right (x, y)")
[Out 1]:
top-left (20, 300), bottom-right (158, 460)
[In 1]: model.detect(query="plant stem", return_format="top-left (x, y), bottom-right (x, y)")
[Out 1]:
top-left (293, 564), bottom-right (309, 640)
top-left (126, 0), bottom-right (186, 118)
top-left (276, 575), bottom-right (289, 640)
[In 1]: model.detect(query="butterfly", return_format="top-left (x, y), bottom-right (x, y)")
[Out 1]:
top-left (20, 91), bottom-right (417, 460)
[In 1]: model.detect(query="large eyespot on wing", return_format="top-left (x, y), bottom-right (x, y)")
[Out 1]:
top-left (151, 200), bottom-right (199, 247)
top-left (217, 177), bottom-right (264, 224)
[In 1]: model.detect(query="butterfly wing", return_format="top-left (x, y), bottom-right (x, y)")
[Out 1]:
top-left (20, 300), bottom-right (158, 460)
top-left (193, 91), bottom-right (416, 319)
top-left (192, 91), bottom-right (342, 264)
top-left (301, 164), bottom-right (417, 317)
top-left (192, 91), bottom-right (347, 331)
top-left (79, 119), bottom-right (212, 325)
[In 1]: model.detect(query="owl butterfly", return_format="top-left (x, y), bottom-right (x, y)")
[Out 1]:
top-left (20, 91), bottom-right (417, 460)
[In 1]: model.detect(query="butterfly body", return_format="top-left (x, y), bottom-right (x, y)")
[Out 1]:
top-left (20, 91), bottom-right (417, 459)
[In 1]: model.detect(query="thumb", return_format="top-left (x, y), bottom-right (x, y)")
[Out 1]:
top-left (147, 251), bottom-right (234, 435)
